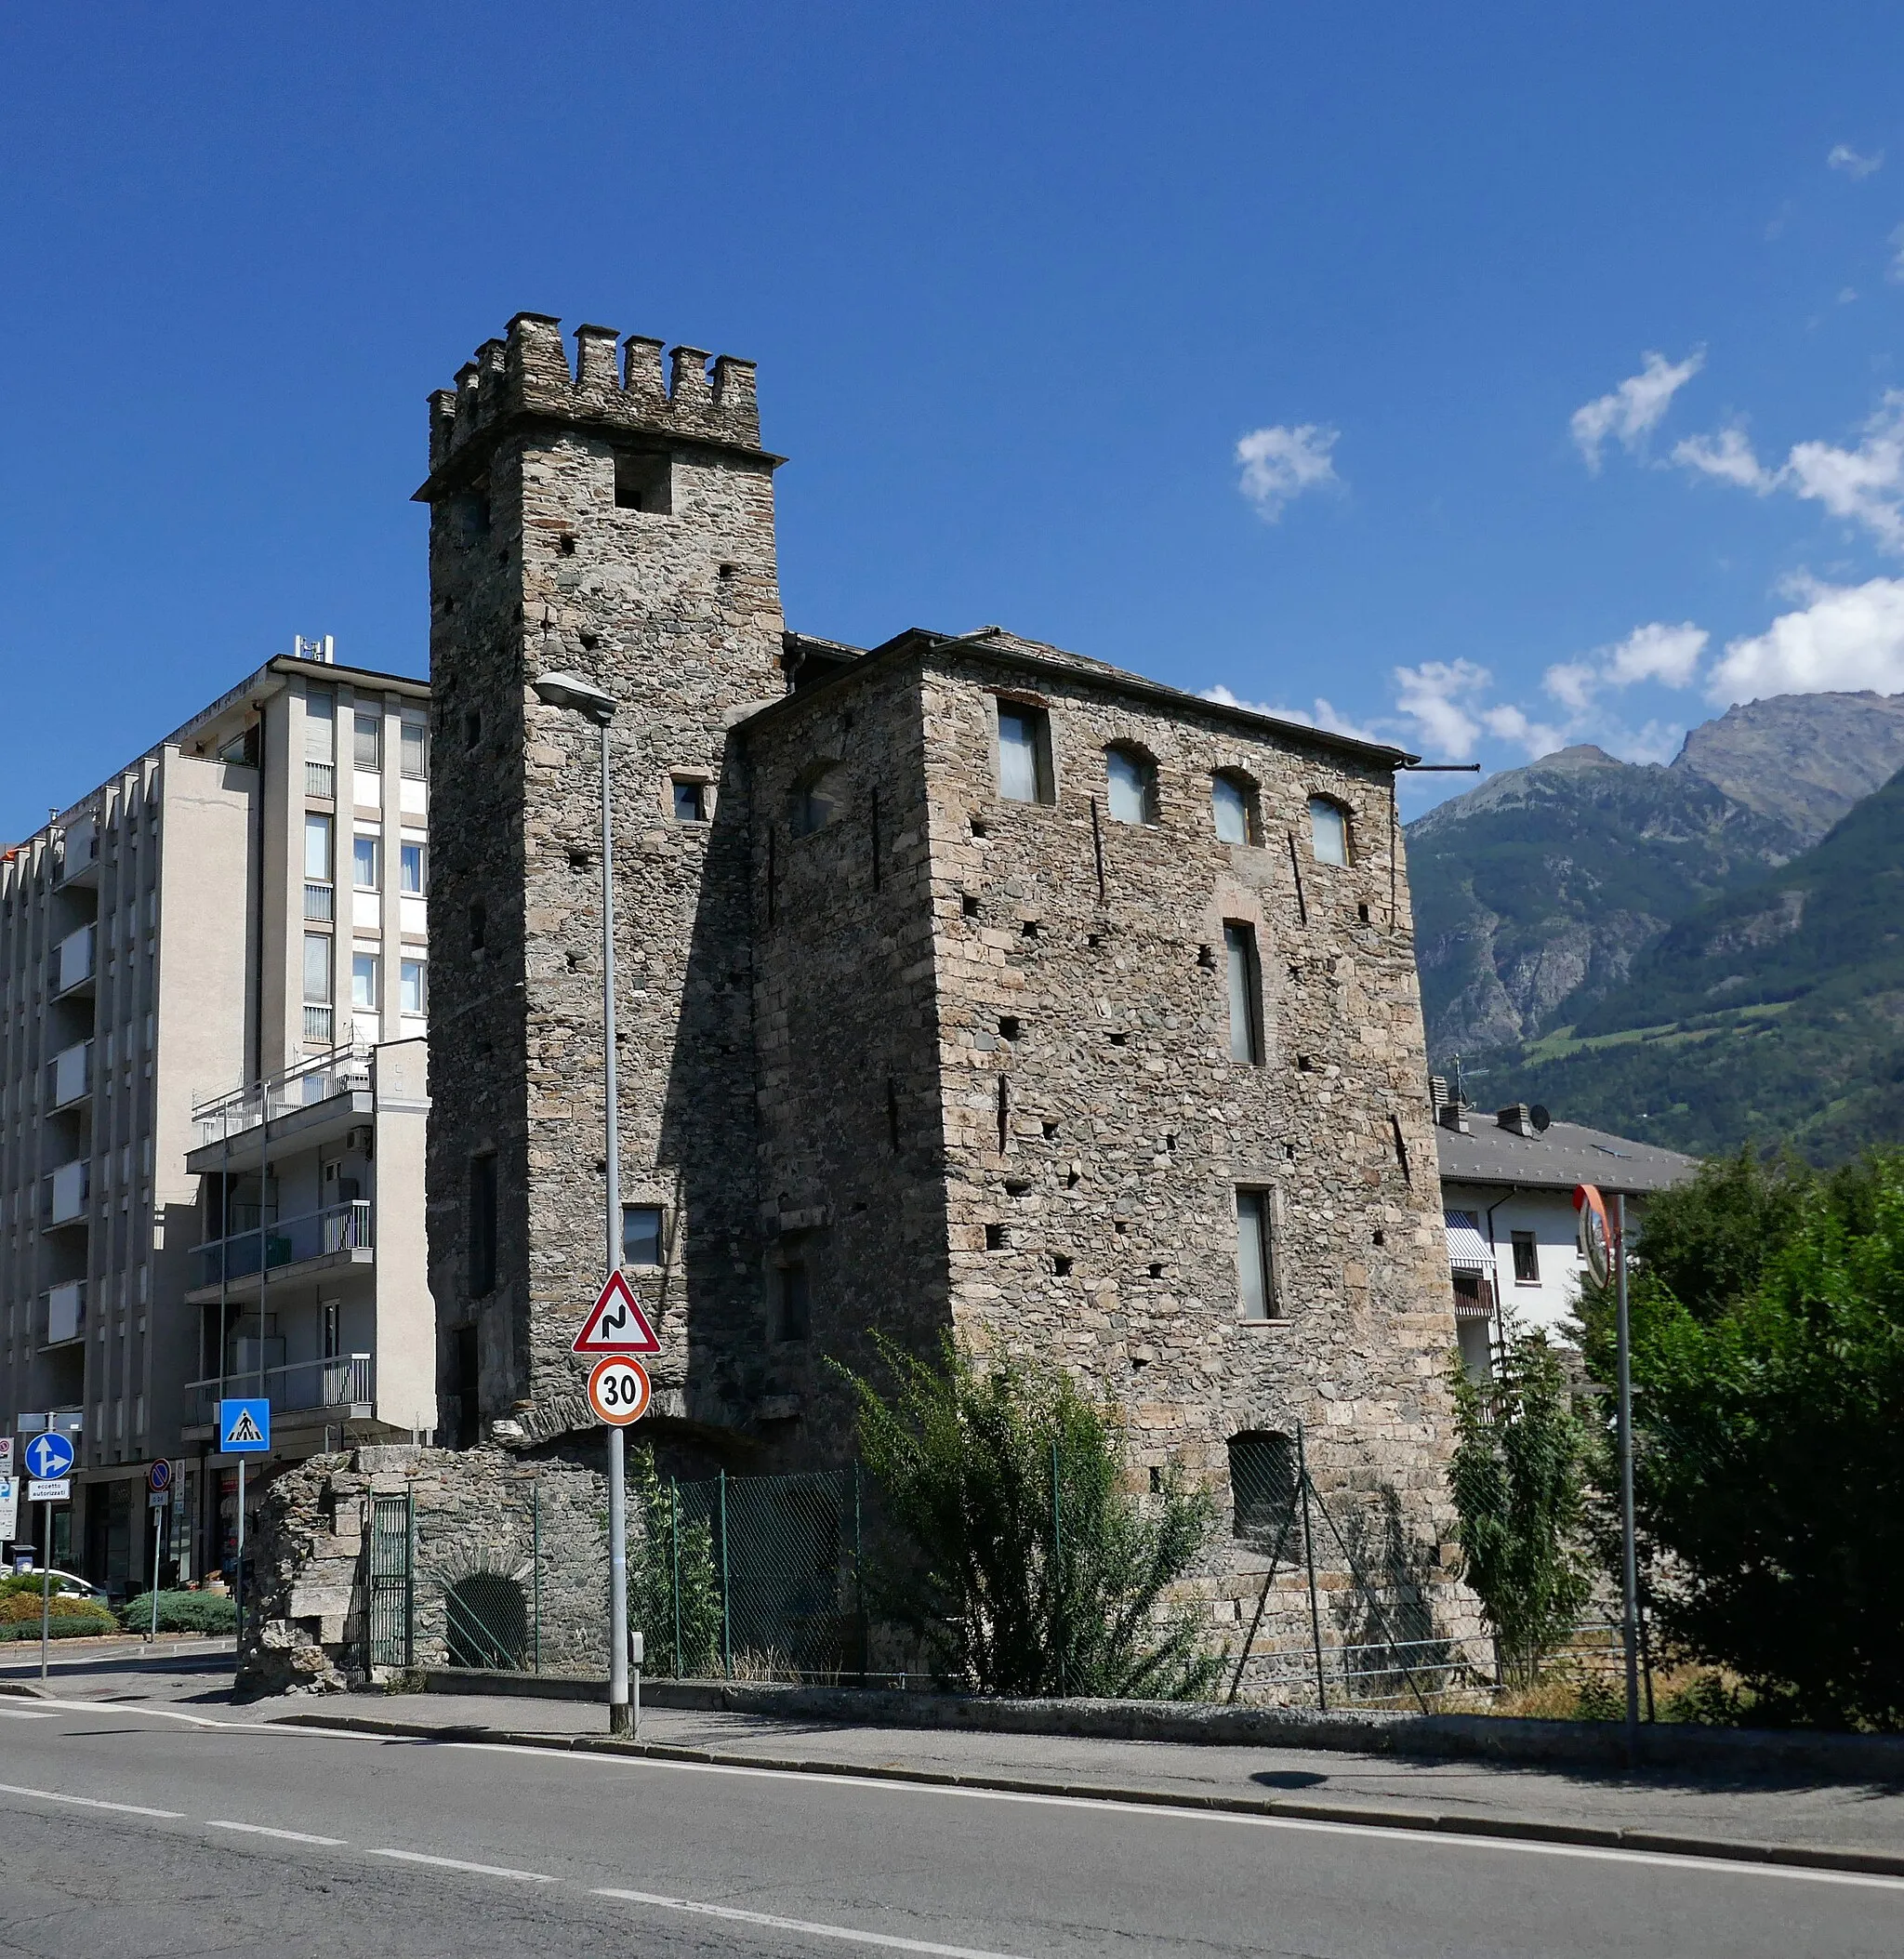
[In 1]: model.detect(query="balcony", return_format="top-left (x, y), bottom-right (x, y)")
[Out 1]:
top-left (184, 1351), bottom-right (373, 1429)
top-left (48, 1039), bottom-right (93, 1111)
top-left (56, 818), bottom-right (99, 888)
top-left (191, 1041), bottom-right (371, 1152)
top-left (42, 1280), bottom-right (85, 1348)
top-left (52, 924), bottom-right (96, 999)
top-left (186, 1198), bottom-right (373, 1301)
top-left (304, 880), bottom-right (334, 922)
top-left (303, 1004), bottom-right (336, 1046)
top-left (43, 1159), bottom-right (90, 1228)
top-left (305, 760), bottom-right (336, 801)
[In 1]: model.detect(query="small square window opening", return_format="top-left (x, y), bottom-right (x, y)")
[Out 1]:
top-left (623, 1205), bottom-right (665, 1269)
top-left (673, 779), bottom-right (708, 823)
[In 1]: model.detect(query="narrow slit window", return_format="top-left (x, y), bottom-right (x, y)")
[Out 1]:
top-left (1236, 1189), bottom-right (1277, 1321)
top-left (1224, 922), bottom-right (1264, 1065)
top-left (775, 1258), bottom-right (811, 1341)
top-left (469, 1153), bottom-right (498, 1298)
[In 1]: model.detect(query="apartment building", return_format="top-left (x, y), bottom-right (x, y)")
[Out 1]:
top-left (0, 641), bottom-right (436, 1593)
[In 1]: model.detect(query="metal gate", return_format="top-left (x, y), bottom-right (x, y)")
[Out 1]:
top-left (366, 1490), bottom-right (413, 1671)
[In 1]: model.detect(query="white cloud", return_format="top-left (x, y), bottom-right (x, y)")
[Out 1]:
top-left (1674, 391), bottom-right (1904, 551)
top-left (1235, 423), bottom-right (1341, 521)
top-left (1570, 350), bottom-right (1705, 471)
top-left (1392, 659), bottom-right (1491, 759)
top-left (1199, 684), bottom-right (1384, 746)
top-left (1478, 702), bottom-right (1574, 759)
top-left (1828, 142), bottom-right (1884, 179)
top-left (1673, 424), bottom-right (1776, 491)
top-left (1708, 575), bottom-right (1904, 702)
top-left (1543, 621), bottom-right (1709, 712)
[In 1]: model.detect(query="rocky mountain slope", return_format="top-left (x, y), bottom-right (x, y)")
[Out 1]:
top-left (1407, 691), bottom-right (1904, 1061)
top-left (1489, 764), bottom-right (1904, 1160)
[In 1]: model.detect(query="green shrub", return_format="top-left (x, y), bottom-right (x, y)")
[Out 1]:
top-left (838, 1336), bottom-right (1223, 1700)
top-left (1446, 1326), bottom-right (1593, 1688)
top-left (626, 1443), bottom-right (721, 1678)
top-left (115, 1590), bottom-right (239, 1635)
top-left (1659, 1672), bottom-right (1748, 1726)
top-left (0, 1593), bottom-right (116, 1638)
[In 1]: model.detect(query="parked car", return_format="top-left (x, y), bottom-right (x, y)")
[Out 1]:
top-left (7, 1567), bottom-right (99, 1600)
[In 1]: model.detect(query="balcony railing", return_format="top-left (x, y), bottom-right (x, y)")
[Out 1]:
top-left (191, 1198), bottom-right (373, 1290)
top-left (42, 1279), bottom-right (85, 1347)
top-left (304, 880), bottom-right (334, 921)
top-left (48, 1039), bottom-right (93, 1109)
top-left (306, 760), bottom-right (336, 800)
top-left (192, 1039), bottom-right (370, 1147)
top-left (52, 924), bottom-right (96, 996)
top-left (56, 819), bottom-right (99, 885)
top-left (184, 1351), bottom-right (373, 1427)
top-left (43, 1159), bottom-right (90, 1226)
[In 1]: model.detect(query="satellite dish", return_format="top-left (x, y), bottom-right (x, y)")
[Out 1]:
top-left (1530, 1105), bottom-right (1552, 1133)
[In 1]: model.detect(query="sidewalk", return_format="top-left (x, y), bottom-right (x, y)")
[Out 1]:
top-left (259, 1682), bottom-right (1904, 1875)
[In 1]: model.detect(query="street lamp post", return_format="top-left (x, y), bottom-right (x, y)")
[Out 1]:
top-left (532, 670), bottom-right (631, 1737)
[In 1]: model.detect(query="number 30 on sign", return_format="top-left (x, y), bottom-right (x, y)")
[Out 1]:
top-left (588, 1355), bottom-right (652, 1426)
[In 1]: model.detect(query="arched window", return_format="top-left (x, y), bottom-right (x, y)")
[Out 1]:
top-left (1211, 772), bottom-right (1258, 845)
top-left (790, 764), bottom-right (841, 838)
top-left (1308, 795), bottom-right (1351, 867)
top-left (1105, 746), bottom-right (1158, 826)
top-left (1227, 1431), bottom-right (1297, 1537)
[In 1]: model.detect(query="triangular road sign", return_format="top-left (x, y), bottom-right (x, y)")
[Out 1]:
top-left (573, 1268), bottom-right (661, 1355)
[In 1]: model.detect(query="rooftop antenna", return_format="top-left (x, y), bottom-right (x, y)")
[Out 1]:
top-left (291, 634), bottom-right (336, 664)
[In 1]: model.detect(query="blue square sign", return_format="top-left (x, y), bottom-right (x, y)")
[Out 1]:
top-left (218, 1398), bottom-right (271, 1452)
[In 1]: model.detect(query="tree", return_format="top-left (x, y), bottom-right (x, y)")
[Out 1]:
top-left (1581, 1146), bottom-right (1904, 1729)
top-left (626, 1442), bottom-right (722, 1677)
top-left (838, 1338), bottom-right (1223, 1700)
top-left (1447, 1327), bottom-right (1593, 1688)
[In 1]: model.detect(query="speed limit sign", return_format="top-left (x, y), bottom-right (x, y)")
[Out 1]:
top-left (588, 1355), bottom-right (652, 1426)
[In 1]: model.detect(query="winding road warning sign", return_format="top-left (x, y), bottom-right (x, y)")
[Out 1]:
top-left (572, 1269), bottom-right (661, 1355)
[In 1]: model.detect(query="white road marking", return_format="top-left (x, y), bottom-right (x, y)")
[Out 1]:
top-left (447, 1741), bottom-right (1904, 1893)
top-left (0, 1780), bottom-right (183, 1820)
top-left (368, 1846), bottom-right (556, 1884)
top-left (24, 1697), bottom-right (379, 1738)
top-left (0, 1707), bottom-right (60, 1719)
top-left (207, 1819), bottom-right (348, 1846)
top-left (594, 1888), bottom-right (1028, 1957)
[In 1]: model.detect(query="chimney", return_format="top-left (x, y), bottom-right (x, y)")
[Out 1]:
top-left (1429, 1074), bottom-right (1449, 1114)
top-left (1496, 1104), bottom-right (1535, 1137)
top-left (1437, 1102), bottom-right (1470, 1134)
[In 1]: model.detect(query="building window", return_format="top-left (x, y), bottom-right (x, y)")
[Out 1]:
top-left (400, 841), bottom-right (426, 894)
top-left (790, 765), bottom-right (840, 838)
top-left (1228, 1431), bottom-right (1296, 1535)
top-left (304, 814), bottom-right (333, 882)
top-left (1308, 795), bottom-right (1351, 867)
top-left (615, 450), bottom-right (672, 513)
top-left (302, 933), bottom-right (332, 1004)
top-left (400, 959), bottom-right (427, 1017)
top-left (400, 721), bottom-right (428, 780)
top-left (996, 704), bottom-right (1053, 804)
top-left (352, 835), bottom-right (381, 890)
top-left (1212, 773), bottom-right (1258, 845)
top-left (1236, 1188), bottom-right (1277, 1321)
top-left (1105, 746), bottom-right (1158, 825)
top-left (1223, 922), bottom-right (1263, 1065)
top-left (1511, 1230), bottom-right (1540, 1284)
top-left (774, 1256), bottom-right (811, 1342)
top-left (622, 1204), bottom-right (664, 1268)
top-left (351, 953), bottom-right (379, 1010)
top-left (354, 711), bottom-right (382, 771)
top-left (673, 778), bottom-right (708, 823)
top-left (305, 689), bottom-right (335, 762)
top-left (469, 1153), bottom-right (497, 1297)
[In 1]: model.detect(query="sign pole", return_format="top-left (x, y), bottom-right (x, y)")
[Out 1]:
top-left (599, 710), bottom-right (631, 1739)
top-left (151, 1504), bottom-right (164, 1639)
top-left (40, 1499), bottom-right (52, 1683)
top-left (235, 1455), bottom-right (245, 1637)
top-left (1615, 1193), bottom-right (1641, 1762)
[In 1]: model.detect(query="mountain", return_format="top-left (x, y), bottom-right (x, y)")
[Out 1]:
top-left (1408, 691), bottom-right (1904, 1061)
top-left (1486, 765), bottom-right (1904, 1161)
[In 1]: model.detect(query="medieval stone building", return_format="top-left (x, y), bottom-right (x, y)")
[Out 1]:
top-left (413, 312), bottom-right (1462, 1657)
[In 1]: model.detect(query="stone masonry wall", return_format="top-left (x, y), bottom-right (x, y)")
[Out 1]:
top-left (423, 314), bottom-right (785, 1449)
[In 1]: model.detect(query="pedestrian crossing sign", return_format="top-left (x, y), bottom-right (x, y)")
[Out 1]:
top-left (218, 1398), bottom-right (271, 1452)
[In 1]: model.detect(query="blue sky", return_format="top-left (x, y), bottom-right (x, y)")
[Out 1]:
top-left (6, 3), bottom-right (1904, 841)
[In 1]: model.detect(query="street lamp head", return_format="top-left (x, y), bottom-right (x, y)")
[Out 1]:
top-left (533, 670), bottom-right (618, 724)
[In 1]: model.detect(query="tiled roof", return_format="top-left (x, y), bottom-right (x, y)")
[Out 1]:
top-left (1435, 1116), bottom-right (1698, 1197)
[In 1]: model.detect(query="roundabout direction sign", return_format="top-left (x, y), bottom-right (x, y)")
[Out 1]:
top-left (587, 1355), bottom-right (652, 1427)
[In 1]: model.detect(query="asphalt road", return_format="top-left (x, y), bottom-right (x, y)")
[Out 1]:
top-left (1, 1692), bottom-right (1899, 1958)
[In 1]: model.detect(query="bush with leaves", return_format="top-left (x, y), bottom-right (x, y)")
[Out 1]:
top-left (838, 1337), bottom-right (1223, 1700)
top-left (116, 1590), bottom-right (239, 1635)
top-left (1447, 1326), bottom-right (1593, 1688)
top-left (626, 1441), bottom-right (722, 1677)
top-left (1580, 1145), bottom-right (1904, 1730)
top-left (0, 1591), bottom-right (117, 1639)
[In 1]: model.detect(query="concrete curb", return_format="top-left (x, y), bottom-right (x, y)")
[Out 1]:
top-left (416, 1669), bottom-right (1904, 1783)
top-left (271, 1706), bottom-right (1904, 1881)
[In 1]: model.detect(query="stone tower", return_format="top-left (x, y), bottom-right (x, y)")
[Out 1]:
top-left (417, 313), bottom-right (784, 1446)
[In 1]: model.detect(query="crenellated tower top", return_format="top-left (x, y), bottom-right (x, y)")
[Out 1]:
top-left (416, 312), bottom-right (770, 496)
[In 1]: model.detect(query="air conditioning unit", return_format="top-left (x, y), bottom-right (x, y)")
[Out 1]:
top-left (346, 1127), bottom-right (373, 1154)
